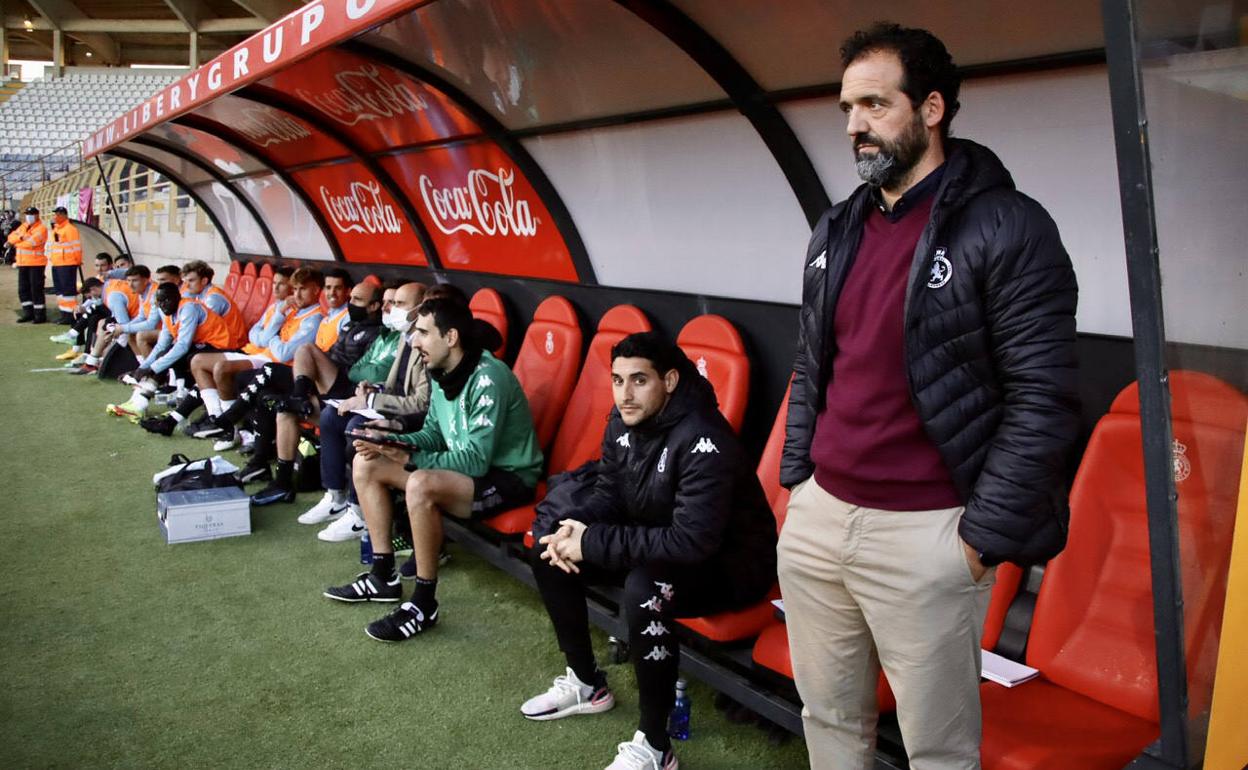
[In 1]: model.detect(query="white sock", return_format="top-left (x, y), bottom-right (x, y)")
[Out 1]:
top-left (72, 345), bottom-right (83, 353)
top-left (348, 502), bottom-right (363, 521)
top-left (328, 489), bottom-right (347, 505)
top-left (170, 411), bottom-right (186, 423)
top-left (84, 353), bottom-right (100, 366)
top-left (201, 388), bottom-right (222, 417)
top-left (221, 399), bottom-right (237, 412)
top-left (129, 392), bottom-right (150, 413)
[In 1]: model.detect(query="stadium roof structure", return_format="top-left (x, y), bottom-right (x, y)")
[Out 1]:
top-left (3, 0), bottom-right (308, 67)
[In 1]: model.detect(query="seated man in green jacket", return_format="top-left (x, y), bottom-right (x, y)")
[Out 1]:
top-left (324, 295), bottom-right (543, 642)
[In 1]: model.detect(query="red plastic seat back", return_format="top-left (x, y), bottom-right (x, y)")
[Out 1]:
top-left (242, 274), bottom-right (274, 327)
top-left (1027, 371), bottom-right (1246, 722)
top-left (257, 263), bottom-right (273, 279)
top-left (233, 272), bottom-right (256, 312)
top-left (546, 305), bottom-right (651, 474)
top-left (223, 261), bottom-right (241, 298)
top-left (756, 380), bottom-right (793, 529)
top-left (512, 296), bottom-right (583, 450)
top-left (469, 288), bottom-right (508, 359)
top-left (676, 314), bottom-right (749, 432)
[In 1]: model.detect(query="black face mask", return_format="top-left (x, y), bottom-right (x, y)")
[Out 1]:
top-left (347, 303), bottom-right (371, 323)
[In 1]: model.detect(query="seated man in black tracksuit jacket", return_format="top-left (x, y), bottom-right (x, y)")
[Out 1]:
top-left (523, 332), bottom-right (777, 770)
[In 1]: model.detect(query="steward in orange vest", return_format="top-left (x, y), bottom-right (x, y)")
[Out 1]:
top-left (8, 206), bottom-right (49, 323)
top-left (48, 207), bottom-right (84, 323)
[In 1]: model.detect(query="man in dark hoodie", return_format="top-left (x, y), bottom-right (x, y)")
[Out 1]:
top-left (522, 331), bottom-right (777, 770)
top-left (778, 23), bottom-right (1080, 769)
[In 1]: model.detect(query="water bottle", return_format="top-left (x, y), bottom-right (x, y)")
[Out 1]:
top-left (359, 528), bottom-right (373, 565)
top-left (668, 678), bottom-right (691, 741)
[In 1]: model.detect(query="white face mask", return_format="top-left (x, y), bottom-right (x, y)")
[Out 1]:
top-left (385, 307), bottom-right (412, 333)
top-left (24, 215), bottom-right (35, 225)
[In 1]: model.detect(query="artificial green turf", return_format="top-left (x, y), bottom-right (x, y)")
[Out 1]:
top-left (0, 268), bottom-right (810, 769)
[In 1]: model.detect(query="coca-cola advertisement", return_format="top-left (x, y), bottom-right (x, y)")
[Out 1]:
top-left (262, 48), bottom-right (482, 153)
top-left (290, 163), bottom-right (428, 266)
top-left (192, 96), bottom-right (346, 166)
top-left (381, 142), bottom-right (578, 281)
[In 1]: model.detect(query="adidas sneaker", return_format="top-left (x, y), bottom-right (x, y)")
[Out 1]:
top-left (521, 668), bottom-right (615, 721)
top-left (364, 601), bottom-right (437, 642)
top-left (605, 732), bottom-right (679, 770)
top-left (323, 571), bottom-right (401, 603)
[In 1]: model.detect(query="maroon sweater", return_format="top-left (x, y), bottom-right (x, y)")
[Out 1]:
top-left (810, 188), bottom-right (961, 511)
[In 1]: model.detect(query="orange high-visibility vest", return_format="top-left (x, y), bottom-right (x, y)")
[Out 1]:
top-left (261, 305), bottom-right (323, 362)
top-left (241, 301), bottom-right (284, 356)
top-left (316, 305), bottom-right (351, 351)
top-left (48, 221), bottom-right (82, 267)
top-left (163, 301), bottom-right (234, 350)
top-left (137, 283), bottom-right (155, 320)
top-left (7, 221), bottom-right (48, 267)
top-left (205, 285), bottom-right (247, 349)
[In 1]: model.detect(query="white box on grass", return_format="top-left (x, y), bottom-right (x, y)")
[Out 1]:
top-left (157, 487), bottom-right (251, 544)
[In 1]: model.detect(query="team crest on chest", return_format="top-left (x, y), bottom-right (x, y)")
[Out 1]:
top-left (927, 247), bottom-right (952, 289)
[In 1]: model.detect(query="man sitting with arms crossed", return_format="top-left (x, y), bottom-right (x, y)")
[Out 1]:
top-left (521, 332), bottom-right (776, 770)
top-left (123, 281), bottom-right (237, 408)
top-left (308, 281), bottom-right (431, 543)
top-left (139, 267), bottom-right (323, 436)
top-left (323, 296), bottom-right (542, 642)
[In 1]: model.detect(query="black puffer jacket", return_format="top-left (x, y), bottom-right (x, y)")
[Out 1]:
top-left (782, 139), bottom-right (1080, 565)
top-left (327, 316), bottom-right (383, 370)
top-left (579, 356), bottom-right (778, 591)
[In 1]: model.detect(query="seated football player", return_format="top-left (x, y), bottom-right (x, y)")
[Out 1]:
top-left (123, 264), bottom-right (183, 360)
top-left (322, 296), bottom-right (542, 643)
top-left (138, 268), bottom-right (324, 436)
top-left (71, 264), bottom-right (153, 375)
top-left (521, 332), bottom-right (778, 770)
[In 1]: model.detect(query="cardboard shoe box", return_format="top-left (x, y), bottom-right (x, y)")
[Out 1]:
top-left (157, 486), bottom-right (252, 544)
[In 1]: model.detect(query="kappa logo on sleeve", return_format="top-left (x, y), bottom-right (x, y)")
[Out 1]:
top-left (474, 414), bottom-right (494, 428)
top-left (476, 374), bottom-right (493, 388)
top-left (616, 433), bottom-right (630, 448)
top-left (690, 437), bottom-right (719, 454)
top-left (809, 250), bottom-right (827, 269)
top-left (477, 394), bottom-right (494, 409)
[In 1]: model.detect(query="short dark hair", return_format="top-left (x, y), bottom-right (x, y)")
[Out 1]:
top-left (611, 331), bottom-right (684, 375)
top-left (115, 254), bottom-right (133, 266)
top-left (156, 264), bottom-right (180, 277)
top-left (416, 296), bottom-right (476, 346)
top-left (274, 265), bottom-right (296, 279)
top-left (81, 277), bottom-right (103, 293)
top-left (95, 252), bottom-right (113, 265)
top-left (423, 282), bottom-right (469, 305)
top-left (840, 22), bottom-right (961, 139)
top-left (323, 267), bottom-right (354, 288)
top-left (291, 267), bottom-right (324, 289)
top-left (155, 282), bottom-right (181, 306)
top-left (182, 260), bottom-right (213, 281)
top-left (125, 265), bottom-right (151, 279)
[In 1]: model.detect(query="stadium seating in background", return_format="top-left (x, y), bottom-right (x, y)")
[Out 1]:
top-left (979, 371), bottom-right (1247, 770)
top-left (469, 288), bottom-right (509, 359)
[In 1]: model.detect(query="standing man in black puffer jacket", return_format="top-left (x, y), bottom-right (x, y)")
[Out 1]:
top-left (777, 22), bottom-right (1081, 770)
top-left (523, 331), bottom-right (777, 770)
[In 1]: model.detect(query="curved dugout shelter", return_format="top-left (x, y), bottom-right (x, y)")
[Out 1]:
top-left (78, 2), bottom-right (1248, 768)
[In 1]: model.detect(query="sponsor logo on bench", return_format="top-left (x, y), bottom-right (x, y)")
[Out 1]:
top-left (320, 181), bottom-right (402, 235)
top-left (297, 64), bottom-right (429, 127)
top-left (419, 168), bottom-right (539, 238)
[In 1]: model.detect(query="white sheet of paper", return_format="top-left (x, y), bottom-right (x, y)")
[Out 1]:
top-left (350, 407), bottom-right (386, 420)
top-left (981, 650), bottom-right (1040, 687)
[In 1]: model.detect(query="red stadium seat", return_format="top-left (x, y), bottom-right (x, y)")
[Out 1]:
top-left (233, 270), bottom-right (257, 314)
top-left (511, 296), bottom-right (583, 450)
top-left (676, 314), bottom-right (750, 432)
top-left (469, 288), bottom-right (508, 359)
top-left (483, 304), bottom-right (650, 536)
top-left (980, 371), bottom-right (1246, 770)
top-left (362, 274), bottom-right (381, 287)
top-left (223, 261), bottom-right (241, 299)
top-left (242, 273), bottom-right (273, 327)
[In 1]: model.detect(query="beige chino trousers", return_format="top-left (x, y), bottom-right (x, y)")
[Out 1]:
top-left (777, 478), bottom-right (995, 770)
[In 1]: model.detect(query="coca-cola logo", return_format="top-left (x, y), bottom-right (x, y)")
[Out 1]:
top-left (296, 64), bottom-right (428, 127)
top-left (234, 104), bottom-right (312, 147)
top-left (320, 181), bottom-right (402, 235)
top-left (419, 168), bottom-right (539, 238)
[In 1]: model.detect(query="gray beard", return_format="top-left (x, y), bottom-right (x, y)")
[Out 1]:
top-left (855, 152), bottom-right (900, 188)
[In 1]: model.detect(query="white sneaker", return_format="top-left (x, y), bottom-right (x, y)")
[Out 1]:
top-left (318, 506), bottom-right (365, 541)
top-left (521, 667), bottom-right (614, 721)
top-left (213, 428), bottom-right (239, 452)
top-left (605, 732), bottom-right (678, 770)
top-left (49, 331), bottom-right (76, 344)
top-left (298, 491), bottom-right (348, 525)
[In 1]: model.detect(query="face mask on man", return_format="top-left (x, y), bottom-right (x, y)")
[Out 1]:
top-left (347, 303), bottom-right (371, 323)
top-left (25, 215), bottom-right (35, 225)
top-left (385, 307), bottom-right (413, 333)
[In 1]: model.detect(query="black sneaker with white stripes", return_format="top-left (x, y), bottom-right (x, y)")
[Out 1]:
top-left (322, 571), bottom-right (401, 603)
top-left (365, 601), bottom-right (438, 643)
